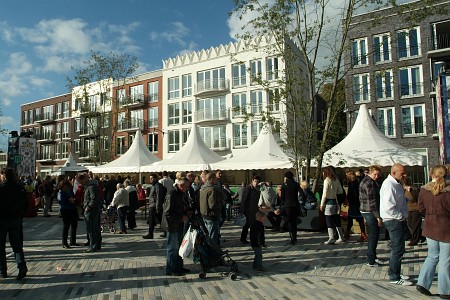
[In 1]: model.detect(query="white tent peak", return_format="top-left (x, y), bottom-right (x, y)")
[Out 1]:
top-left (321, 104), bottom-right (425, 167)
top-left (62, 152), bottom-right (77, 168)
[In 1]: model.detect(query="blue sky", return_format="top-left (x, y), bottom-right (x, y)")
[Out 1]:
top-left (0, 0), bottom-right (247, 150)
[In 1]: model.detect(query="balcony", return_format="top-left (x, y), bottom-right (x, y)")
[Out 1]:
top-left (36, 153), bottom-right (54, 162)
top-left (118, 94), bottom-right (146, 109)
top-left (117, 118), bottom-right (144, 132)
top-left (79, 127), bottom-right (98, 137)
top-left (35, 112), bottom-right (55, 124)
top-left (427, 20), bottom-right (450, 60)
top-left (79, 149), bottom-right (97, 159)
top-left (194, 78), bottom-right (230, 97)
top-left (194, 108), bottom-right (229, 124)
top-left (36, 132), bottom-right (55, 143)
top-left (80, 105), bottom-right (101, 116)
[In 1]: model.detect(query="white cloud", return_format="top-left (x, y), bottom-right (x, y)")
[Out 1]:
top-left (150, 22), bottom-right (191, 47)
top-left (0, 115), bottom-right (18, 128)
top-left (2, 98), bottom-right (12, 107)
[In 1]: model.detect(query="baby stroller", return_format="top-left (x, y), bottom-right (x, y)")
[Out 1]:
top-left (190, 214), bottom-right (239, 280)
top-left (101, 206), bottom-right (118, 233)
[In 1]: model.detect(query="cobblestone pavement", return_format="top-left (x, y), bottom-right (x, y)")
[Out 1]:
top-left (0, 208), bottom-right (437, 300)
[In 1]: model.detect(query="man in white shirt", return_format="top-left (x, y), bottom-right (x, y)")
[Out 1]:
top-left (380, 163), bottom-right (411, 286)
top-left (159, 171), bottom-right (174, 192)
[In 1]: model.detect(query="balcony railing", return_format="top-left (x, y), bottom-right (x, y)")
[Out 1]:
top-left (117, 118), bottom-right (144, 131)
top-left (118, 94), bottom-right (146, 108)
top-left (195, 108), bottom-right (228, 123)
top-left (36, 132), bottom-right (55, 142)
top-left (79, 149), bottom-right (98, 159)
top-left (35, 112), bottom-right (55, 124)
top-left (80, 127), bottom-right (98, 136)
top-left (194, 78), bottom-right (229, 96)
top-left (428, 34), bottom-right (450, 51)
top-left (80, 106), bottom-right (100, 115)
top-left (232, 76), bottom-right (247, 87)
top-left (36, 152), bottom-right (54, 161)
top-left (147, 119), bottom-right (159, 128)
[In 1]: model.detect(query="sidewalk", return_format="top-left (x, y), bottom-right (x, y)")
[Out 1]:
top-left (1, 208), bottom-right (433, 300)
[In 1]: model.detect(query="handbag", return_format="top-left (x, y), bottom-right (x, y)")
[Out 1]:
top-left (340, 204), bottom-right (348, 220)
top-left (233, 213), bottom-right (247, 227)
top-left (179, 226), bottom-right (197, 260)
top-left (34, 197), bottom-right (43, 208)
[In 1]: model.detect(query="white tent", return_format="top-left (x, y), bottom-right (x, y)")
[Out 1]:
top-left (60, 152), bottom-right (88, 173)
top-left (141, 124), bottom-right (224, 172)
top-left (211, 127), bottom-right (293, 170)
top-left (318, 104), bottom-right (426, 167)
top-left (89, 130), bottom-right (160, 174)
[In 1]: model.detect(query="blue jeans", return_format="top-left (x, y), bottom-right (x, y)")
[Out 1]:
top-left (362, 212), bottom-right (380, 264)
top-left (418, 238), bottom-right (450, 295)
top-left (384, 219), bottom-right (405, 281)
top-left (117, 206), bottom-right (128, 232)
top-left (85, 209), bottom-right (101, 250)
top-left (0, 218), bottom-right (26, 273)
top-left (166, 222), bottom-right (184, 274)
top-left (203, 218), bottom-right (220, 245)
top-left (252, 246), bottom-right (263, 269)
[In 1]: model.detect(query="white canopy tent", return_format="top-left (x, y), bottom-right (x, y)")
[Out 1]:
top-left (89, 130), bottom-right (161, 175)
top-left (141, 124), bottom-right (224, 172)
top-left (50, 152), bottom-right (88, 176)
top-left (211, 127), bottom-right (294, 171)
top-left (317, 104), bottom-right (426, 167)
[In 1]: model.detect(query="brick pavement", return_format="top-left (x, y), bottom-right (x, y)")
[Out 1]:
top-left (0, 207), bottom-right (436, 299)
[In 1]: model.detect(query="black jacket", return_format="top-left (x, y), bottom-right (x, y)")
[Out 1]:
top-left (281, 178), bottom-right (300, 209)
top-left (250, 219), bottom-right (265, 247)
top-left (239, 185), bottom-right (261, 223)
top-left (160, 187), bottom-right (189, 232)
top-left (0, 180), bottom-right (27, 218)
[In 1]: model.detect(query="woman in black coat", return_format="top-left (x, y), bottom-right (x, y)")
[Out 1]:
top-left (239, 176), bottom-right (261, 244)
top-left (280, 171), bottom-right (300, 245)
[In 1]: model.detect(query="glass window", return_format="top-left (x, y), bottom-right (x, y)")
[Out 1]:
top-left (182, 128), bottom-right (191, 146)
top-left (375, 70), bottom-right (393, 100)
top-left (200, 126), bottom-right (226, 149)
top-left (130, 109), bottom-right (143, 129)
top-left (232, 93), bottom-right (247, 117)
top-left (268, 88), bottom-right (281, 111)
top-left (74, 118), bottom-right (80, 132)
top-left (73, 139), bottom-right (80, 153)
top-left (266, 57), bottom-right (279, 80)
top-left (351, 37), bottom-right (368, 66)
top-left (130, 85), bottom-right (144, 101)
top-left (28, 109), bottom-right (33, 123)
top-left (251, 121), bottom-right (263, 143)
top-left (148, 133), bottom-right (158, 152)
top-left (352, 73), bottom-right (370, 103)
top-left (402, 104), bottom-right (425, 135)
top-left (377, 107), bottom-right (395, 137)
top-left (148, 81), bottom-right (159, 102)
top-left (168, 103), bottom-right (180, 125)
top-left (62, 122), bottom-right (69, 139)
top-left (117, 89), bottom-right (126, 106)
top-left (197, 96), bottom-right (226, 121)
top-left (148, 107), bottom-right (158, 128)
top-left (232, 63), bottom-right (247, 87)
top-left (55, 123), bottom-right (61, 140)
top-left (182, 101), bottom-right (192, 124)
top-left (197, 68), bottom-right (226, 92)
top-left (373, 33), bottom-right (391, 63)
top-left (250, 59), bottom-right (262, 84)
top-left (116, 136), bottom-right (126, 155)
top-left (399, 65), bottom-right (423, 98)
top-left (397, 27), bottom-right (421, 59)
top-left (168, 77), bottom-right (180, 99)
top-left (55, 103), bottom-right (62, 119)
top-left (250, 90), bottom-right (264, 114)
top-left (43, 105), bottom-right (53, 120)
top-left (233, 123), bottom-right (248, 147)
top-left (168, 130), bottom-right (180, 152)
top-left (182, 74), bottom-right (192, 97)
top-left (62, 101), bottom-right (70, 118)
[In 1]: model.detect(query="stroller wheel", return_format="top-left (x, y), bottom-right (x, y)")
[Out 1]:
top-left (199, 272), bottom-right (206, 279)
top-left (230, 272), bottom-right (237, 281)
top-left (100, 226), bottom-right (104, 233)
top-left (110, 227), bottom-right (115, 233)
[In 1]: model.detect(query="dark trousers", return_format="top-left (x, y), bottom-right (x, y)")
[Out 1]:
top-left (85, 210), bottom-right (101, 250)
top-left (241, 221), bottom-right (250, 241)
top-left (346, 216), bottom-right (366, 233)
top-left (61, 209), bottom-right (78, 244)
top-left (384, 219), bottom-right (406, 281)
top-left (127, 208), bottom-right (136, 229)
top-left (285, 207), bottom-right (298, 242)
top-left (406, 210), bottom-right (422, 244)
top-left (147, 207), bottom-right (158, 236)
top-left (117, 206), bottom-right (128, 232)
top-left (325, 214), bottom-right (341, 228)
top-left (362, 212), bottom-right (380, 264)
top-left (267, 211), bottom-right (282, 229)
top-left (0, 218), bottom-right (26, 273)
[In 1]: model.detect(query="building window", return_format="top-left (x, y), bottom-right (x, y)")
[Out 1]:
top-left (399, 65), bottom-right (423, 98)
top-left (102, 136), bottom-right (109, 151)
top-left (43, 105), bottom-right (54, 120)
top-left (56, 142), bottom-right (69, 160)
top-left (352, 73), bottom-right (370, 103)
top-left (56, 123), bottom-right (61, 140)
top-left (182, 74), bottom-right (192, 97)
top-left (41, 145), bottom-right (53, 160)
top-left (148, 81), bottom-right (159, 102)
top-left (373, 33), bottom-right (391, 63)
top-left (197, 68), bottom-right (226, 92)
top-left (130, 85), bottom-right (144, 101)
top-left (130, 109), bottom-right (143, 129)
top-left (73, 139), bottom-right (80, 153)
top-left (56, 103), bottom-right (62, 119)
top-left (377, 107), bottom-right (395, 137)
top-left (148, 107), bottom-right (158, 128)
top-left (232, 93), bottom-right (247, 117)
top-left (197, 96), bottom-right (226, 121)
top-left (266, 57), bottom-right (279, 80)
top-left (34, 108), bottom-right (41, 121)
top-left (233, 123), bottom-right (248, 147)
top-left (200, 126), bottom-right (226, 149)
top-left (268, 88), bottom-right (281, 112)
top-left (251, 121), bottom-right (264, 143)
top-left (250, 90), bottom-right (264, 114)
top-left (397, 27), bottom-right (421, 59)
top-left (116, 136), bottom-right (126, 155)
top-left (232, 63), bottom-right (247, 87)
top-left (250, 59), bottom-right (262, 84)
top-left (74, 118), bottom-right (80, 133)
top-left (168, 77), bottom-right (180, 99)
top-left (182, 101), bottom-right (192, 124)
top-left (168, 103), bottom-right (180, 126)
top-left (375, 70), bottom-right (393, 100)
top-left (62, 121), bottom-right (69, 139)
top-left (62, 101), bottom-right (70, 118)
top-left (402, 104), bottom-right (425, 136)
top-left (182, 128), bottom-right (191, 146)
top-left (117, 89), bottom-right (126, 106)
top-left (168, 130), bottom-right (180, 152)
top-left (28, 109), bottom-right (33, 124)
top-left (148, 133), bottom-right (158, 152)
top-left (351, 37), bottom-right (368, 66)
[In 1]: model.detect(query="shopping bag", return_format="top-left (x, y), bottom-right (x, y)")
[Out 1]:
top-left (233, 213), bottom-right (247, 227)
top-left (179, 226), bottom-right (197, 260)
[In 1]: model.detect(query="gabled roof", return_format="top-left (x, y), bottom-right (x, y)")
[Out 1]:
top-left (320, 104), bottom-right (426, 167)
top-left (141, 124), bottom-right (224, 172)
top-left (90, 130), bottom-right (160, 173)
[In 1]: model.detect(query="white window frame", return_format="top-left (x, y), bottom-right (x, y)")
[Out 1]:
top-left (250, 90), bottom-right (264, 114)
top-left (351, 37), bottom-right (368, 66)
top-left (250, 59), bottom-right (262, 84)
top-left (130, 85), bottom-right (144, 101)
top-left (266, 57), bottom-right (279, 80)
top-left (62, 121), bottom-right (69, 139)
top-left (182, 74), bottom-right (192, 97)
top-left (116, 136), bottom-right (126, 155)
top-left (251, 121), bottom-right (264, 143)
top-left (353, 73), bottom-right (370, 103)
top-left (232, 63), bottom-right (247, 87)
top-left (62, 101), bottom-right (70, 118)
top-left (168, 103), bottom-right (180, 126)
top-left (232, 93), bottom-right (247, 117)
top-left (148, 133), bottom-right (158, 152)
top-left (373, 33), bottom-right (391, 63)
top-left (73, 139), bottom-right (80, 154)
top-left (182, 101), bottom-right (192, 124)
top-left (168, 77), bottom-right (180, 100)
top-left (397, 26), bottom-right (421, 59)
top-left (375, 70), bottom-right (393, 100)
top-left (55, 103), bottom-right (62, 119)
top-left (401, 104), bottom-right (426, 136)
top-left (377, 107), bottom-right (396, 137)
top-left (74, 118), bottom-right (80, 133)
top-left (233, 123), bottom-right (248, 148)
top-left (148, 81), bottom-right (159, 102)
top-left (148, 107), bottom-right (158, 128)
top-left (182, 128), bottom-right (191, 146)
top-left (168, 130), bottom-right (180, 152)
top-left (268, 88), bottom-right (281, 112)
top-left (399, 65), bottom-right (423, 98)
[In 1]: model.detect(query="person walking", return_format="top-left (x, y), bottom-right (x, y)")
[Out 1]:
top-left (416, 165), bottom-right (450, 298)
top-left (344, 171), bottom-right (367, 242)
top-left (143, 174), bottom-right (166, 240)
top-left (380, 163), bottom-right (412, 286)
top-left (280, 171), bottom-right (300, 245)
top-left (57, 180), bottom-right (78, 248)
top-left (109, 183), bottom-right (129, 234)
top-left (239, 176), bottom-right (261, 244)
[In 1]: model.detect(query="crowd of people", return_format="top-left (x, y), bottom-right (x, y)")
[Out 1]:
top-left (0, 164), bottom-right (448, 299)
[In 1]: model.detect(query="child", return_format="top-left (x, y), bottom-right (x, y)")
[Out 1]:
top-left (250, 210), bottom-right (267, 271)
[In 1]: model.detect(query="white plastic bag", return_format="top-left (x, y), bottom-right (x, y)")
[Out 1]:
top-left (179, 226), bottom-right (197, 260)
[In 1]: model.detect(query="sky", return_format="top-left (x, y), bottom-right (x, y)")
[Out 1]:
top-left (0, 0), bottom-right (411, 151)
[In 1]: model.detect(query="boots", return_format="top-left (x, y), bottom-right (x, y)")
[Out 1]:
top-left (336, 227), bottom-right (346, 243)
top-left (344, 229), bottom-right (350, 241)
top-left (324, 228), bottom-right (336, 245)
top-left (357, 232), bottom-right (368, 242)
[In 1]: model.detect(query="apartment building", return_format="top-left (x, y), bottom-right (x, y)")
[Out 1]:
top-left (345, 0), bottom-right (450, 170)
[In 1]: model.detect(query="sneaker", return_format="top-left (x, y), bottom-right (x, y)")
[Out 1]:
top-left (335, 238), bottom-right (346, 244)
top-left (390, 279), bottom-right (413, 286)
top-left (400, 275), bottom-right (410, 280)
top-left (142, 234), bottom-right (154, 239)
top-left (375, 258), bottom-right (386, 264)
top-left (366, 262), bottom-right (379, 267)
top-left (324, 239), bottom-right (335, 245)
